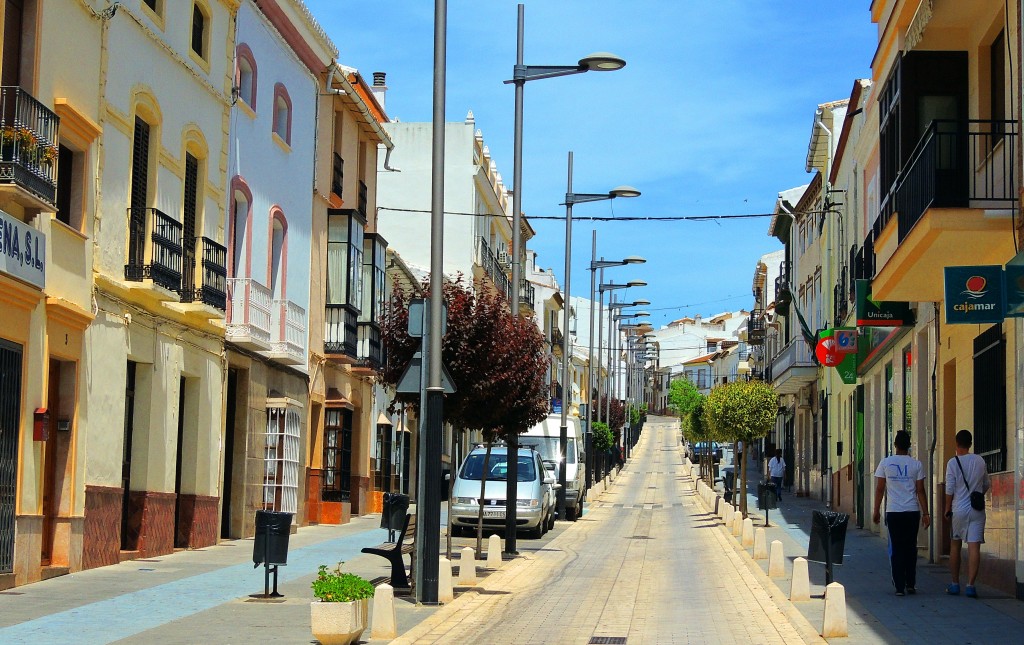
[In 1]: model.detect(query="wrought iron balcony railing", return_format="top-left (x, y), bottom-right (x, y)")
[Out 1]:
top-left (325, 303), bottom-right (358, 356)
top-left (180, 237), bottom-right (227, 310)
top-left (476, 237), bottom-right (513, 301)
top-left (125, 207), bottom-right (183, 292)
top-left (0, 87), bottom-right (59, 206)
top-left (357, 321), bottom-right (384, 370)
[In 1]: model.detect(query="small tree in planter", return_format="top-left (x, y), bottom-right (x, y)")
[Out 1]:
top-left (591, 421), bottom-right (613, 480)
top-left (310, 562), bottom-right (375, 645)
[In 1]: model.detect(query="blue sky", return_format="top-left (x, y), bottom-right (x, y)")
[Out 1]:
top-left (305, 1), bottom-right (877, 328)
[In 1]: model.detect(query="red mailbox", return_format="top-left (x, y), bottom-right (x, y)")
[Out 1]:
top-left (34, 408), bottom-right (49, 442)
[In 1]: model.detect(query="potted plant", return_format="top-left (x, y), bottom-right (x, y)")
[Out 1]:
top-left (310, 562), bottom-right (375, 645)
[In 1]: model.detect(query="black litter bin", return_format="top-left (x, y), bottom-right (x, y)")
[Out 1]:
top-left (757, 481), bottom-right (778, 511)
top-left (380, 492), bottom-right (410, 532)
top-left (807, 510), bottom-right (850, 584)
top-left (253, 510), bottom-right (293, 567)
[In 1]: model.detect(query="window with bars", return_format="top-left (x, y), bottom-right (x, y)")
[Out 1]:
top-left (323, 408), bottom-right (352, 502)
top-left (263, 406), bottom-right (300, 513)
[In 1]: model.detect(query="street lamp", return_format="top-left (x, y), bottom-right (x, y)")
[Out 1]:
top-left (598, 281), bottom-right (646, 466)
top-left (557, 151), bottom-right (638, 520)
top-left (586, 258), bottom-right (644, 492)
top-left (503, 3), bottom-right (625, 557)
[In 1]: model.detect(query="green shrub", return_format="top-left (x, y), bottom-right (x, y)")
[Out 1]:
top-left (592, 421), bottom-right (613, 452)
top-left (311, 563), bottom-right (375, 602)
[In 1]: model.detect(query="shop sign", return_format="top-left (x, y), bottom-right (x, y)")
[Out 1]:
top-left (0, 209), bottom-right (46, 289)
top-left (817, 328), bottom-right (858, 384)
top-left (855, 280), bottom-right (914, 327)
top-left (943, 265), bottom-right (1004, 324)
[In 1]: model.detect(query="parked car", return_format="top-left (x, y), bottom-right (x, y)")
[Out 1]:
top-left (520, 414), bottom-right (584, 521)
top-left (450, 446), bottom-right (555, 538)
top-left (693, 441), bottom-right (722, 463)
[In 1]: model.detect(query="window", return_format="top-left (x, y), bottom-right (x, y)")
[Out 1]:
top-left (143, 0), bottom-right (159, 11)
top-left (229, 178), bottom-right (252, 278)
top-left (263, 406), bottom-right (299, 513)
top-left (973, 325), bottom-right (1006, 472)
top-left (54, 143), bottom-right (81, 228)
top-left (272, 83), bottom-right (292, 145)
top-left (191, 3), bottom-right (208, 59)
top-left (360, 233), bottom-right (386, 322)
top-left (235, 45), bottom-right (257, 109)
top-left (323, 408), bottom-right (352, 501)
top-left (326, 209), bottom-right (364, 309)
top-left (990, 30), bottom-right (1006, 142)
top-left (269, 210), bottom-right (286, 298)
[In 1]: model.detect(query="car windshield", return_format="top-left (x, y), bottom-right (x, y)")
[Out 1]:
top-left (458, 453), bottom-right (537, 482)
top-left (520, 437), bottom-right (576, 464)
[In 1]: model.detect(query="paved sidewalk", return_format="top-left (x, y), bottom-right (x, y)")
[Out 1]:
top-left (699, 455), bottom-right (1024, 643)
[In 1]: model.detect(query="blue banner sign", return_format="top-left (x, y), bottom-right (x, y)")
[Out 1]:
top-left (944, 265), bottom-right (1005, 324)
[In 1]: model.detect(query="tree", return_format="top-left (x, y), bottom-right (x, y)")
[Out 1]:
top-left (703, 380), bottom-right (778, 515)
top-left (591, 421), bottom-right (613, 480)
top-left (668, 378), bottom-right (702, 418)
top-left (593, 395), bottom-right (625, 433)
top-left (380, 275), bottom-right (550, 551)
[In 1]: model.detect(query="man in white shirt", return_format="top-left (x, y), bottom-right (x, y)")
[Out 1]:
top-left (767, 449), bottom-right (785, 500)
top-left (873, 431), bottom-right (929, 596)
top-left (944, 429), bottom-right (991, 598)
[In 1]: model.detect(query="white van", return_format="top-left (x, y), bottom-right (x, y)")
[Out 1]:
top-left (520, 414), bottom-right (584, 520)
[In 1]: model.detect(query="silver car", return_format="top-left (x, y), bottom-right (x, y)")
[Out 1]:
top-left (450, 447), bottom-right (553, 538)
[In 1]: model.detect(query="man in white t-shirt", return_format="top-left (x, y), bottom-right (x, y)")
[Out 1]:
top-left (944, 429), bottom-right (991, 598)
top-left (767, 449), bottom-right (785, 500)
top-left (873, 431), bottom-right (929, 596)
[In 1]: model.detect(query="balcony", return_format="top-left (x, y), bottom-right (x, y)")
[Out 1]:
top-left (226, 277), bottom-right (272, 350)
top-left (747, 310), bottom-right (766, 345)
top-left (768, 339), bottom-right (817, 395)
top-left (355, 322), bottom-right (384, 371)
top-left (475, 237), bottom-right (513, 301)
top-left (125, 207), bottom-right (183, 294)
top-left (872, 120), bottom-right (1018, 301)
top-left (265, 299), bottom-right (306, 366)
top-left (179, 237), bottom-right (227, 311)
top-left (0, 87), bottom-right (59, 209)
top-left (519, 279), bottom-right (536, 311)
top-left (325, 304), bottom-right (358, 357)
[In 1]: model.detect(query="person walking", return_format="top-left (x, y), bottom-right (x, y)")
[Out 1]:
top-left (767, 449), bottom-right (785, 501)
top-left (944, 429), bottom-right (991, 598)
top-left (872, 431), bottom-right (929, 596)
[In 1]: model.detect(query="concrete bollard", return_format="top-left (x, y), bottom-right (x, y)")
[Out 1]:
top-left (753, 527), bottom-right (768, 559)
top-left (822, 582), bottom-right (849, 638)
top-left (724, 505), bottom-right (733, 526)
top-left (438, 557), bottom-right (454, 603)
top-left (732, 512), bottom-right (743, 536)
top-left (742, 518), bottom-right (755, 547)
top-left (718, 503), bottom-right (727, 521)
top-left (487, 534), bottom-right (503, 569)
top-left (768, 540), bottom-right (785, 577)
top-left (370, 583), bottom-right (398, 639)
top-left (791, 557), bottom-right (811, 601)
top-left (458, 546), bottom-right (478, 586)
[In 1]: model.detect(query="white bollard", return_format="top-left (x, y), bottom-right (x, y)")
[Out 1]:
top-left (822, 582), bottom-right (849, 638)
top-left (370, 583), bottom-right (398, 639)
top-left (458, 546), bottom-right (478, 586)
top-left (487, 534), bottom-right (503, 569)
top-left (768, 540), bottom-right (785, 577)
top-left (791, 557), bottom-right (811, 601)
top-left (724, 505), bottom-right (733, 526)
top-left (742, 518), bottom-right (755, 547)
top-left (718, 502), bottom-right (727, 521)
top-left (732, 512), bottom-right (743, 536)
top-left (753, 527), bottom-right (768, 559)
top-left (438, 557), bottom-right (454, 603)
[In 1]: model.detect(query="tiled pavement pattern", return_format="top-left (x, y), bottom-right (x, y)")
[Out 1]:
top-left (391, 418), bottom-right (820, 644)
top-left (714, 453), bottom-right (1024, 645)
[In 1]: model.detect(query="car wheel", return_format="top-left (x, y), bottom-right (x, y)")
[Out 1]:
top-left (528, 519), bottom-right (544, 539)
top-left (547, 510), bottom-right (556, 530)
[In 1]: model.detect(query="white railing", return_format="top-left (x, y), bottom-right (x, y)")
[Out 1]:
top-left (226, 277), bottom-right (272, 346)
top-left (269, 299), bottom-right (306, 364)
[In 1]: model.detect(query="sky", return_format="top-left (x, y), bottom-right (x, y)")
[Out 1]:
top-left (304, 1), bottom-right (878, 329)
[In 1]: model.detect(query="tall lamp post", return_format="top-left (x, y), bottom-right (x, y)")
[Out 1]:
top-left (597, 283), bottom-right (645, 472)
top-left (587, 256), bottom-right (644, 492)
top-left (503, 3), bottom-right (625, 556)
top-left (559, 154), bottom-right (639, 519)
top-left (614, 315), bottom-right (649, 457)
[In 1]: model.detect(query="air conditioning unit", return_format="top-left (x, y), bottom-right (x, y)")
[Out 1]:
top-left (497, 251), bottom-right (512, 267)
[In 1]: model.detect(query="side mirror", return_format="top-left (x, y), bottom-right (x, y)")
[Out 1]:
top-left (543, 477), bottom-right (556, 485)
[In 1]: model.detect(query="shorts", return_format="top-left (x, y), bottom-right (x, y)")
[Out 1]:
top-left (950, 509), bottom-right (986, 544)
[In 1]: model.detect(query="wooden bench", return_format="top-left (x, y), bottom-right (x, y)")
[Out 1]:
top-left (361, 512), bottom-right (416, 590)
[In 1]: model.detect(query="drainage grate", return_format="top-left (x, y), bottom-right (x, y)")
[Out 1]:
top-left (589, 638), bottom-right (627, 644)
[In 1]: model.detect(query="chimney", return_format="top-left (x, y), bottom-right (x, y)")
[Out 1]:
top-left (370, 71), bottom-right (387, 109)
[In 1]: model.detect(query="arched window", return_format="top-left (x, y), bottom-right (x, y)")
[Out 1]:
top-left (235, 44), bottom-right (257, 109)
top-left (269, 208), bottom-right (288, 299)
top-left (272, 83), bottom-right (292, 145)
top-left (229, 176), bottom-right (253, 278)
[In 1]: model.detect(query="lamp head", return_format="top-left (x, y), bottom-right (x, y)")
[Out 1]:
top-left (626, 280), bottom-right (647, 287)
top-left (609, 185), bottom-right (641, 199)
top-left (634, 311), bottom-right (650, 318)
top-left (579, 52), bottom-right (626, 71)
top-left (631, 299), bottom-right (651, 306)
top-left (623, 256), bottom-right (645, 265)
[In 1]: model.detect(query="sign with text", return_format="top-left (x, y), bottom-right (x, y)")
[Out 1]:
top-left (855, 280), bottom-right (914, 327)
top-left (0, 209), bottom-right (46, 289)
top-left (944, 265), bottom-right (1005, 324)
top-left (818, 328), bottom-right (858, 384)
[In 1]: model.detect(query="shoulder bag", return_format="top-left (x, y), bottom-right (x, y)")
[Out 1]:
top-left (954, 455), bottom-right (985, 511)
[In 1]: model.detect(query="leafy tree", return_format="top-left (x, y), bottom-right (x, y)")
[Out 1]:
top-left (668, 378), bottom-right (702, 418)
top-left (592, 421), bottom-right (613, 452)
top-left (594, 395), bottom-right (625, 433)
top-left (704, 380), bottom-right (778, 515)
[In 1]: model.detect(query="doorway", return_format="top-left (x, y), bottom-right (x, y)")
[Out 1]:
top-left (41, 359), bottom-right (74, 567)
top-left (221, 368), bottom-right (237, 539)
top-left (121, 361), bottom-right (138, 551)
top-left (0, 339), bottom-right (22, 575)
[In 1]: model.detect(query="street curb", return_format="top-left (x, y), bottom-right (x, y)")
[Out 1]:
top-left (686, 457), bottom-right (826, 644)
